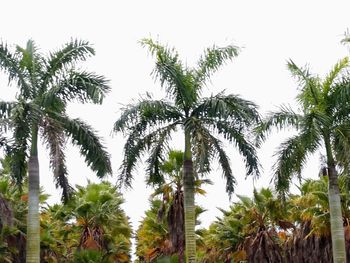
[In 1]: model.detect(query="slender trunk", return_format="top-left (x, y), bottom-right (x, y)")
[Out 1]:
top-left (325, 135), bottom-right (346, 263)
top-left (26, 126), bottom-right (40, 263)
top-left (183, 130), bottom-right (196, 263)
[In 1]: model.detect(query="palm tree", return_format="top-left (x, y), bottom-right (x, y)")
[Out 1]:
top-left (114, 38), bottom-right (260, 262)
top-left (0, 39), bottom-right (112, 263)
top-left (256, 57), bottom-right (350, 262)
top-left (150, 150), bottom-right (210, 262)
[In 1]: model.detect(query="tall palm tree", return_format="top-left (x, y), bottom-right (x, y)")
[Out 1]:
top-left (114, 38), bottom-right (260, 262)
top-left (256, 57), bottom-right (350, 262)
top-left (0, 39), bottom-right (112, 263)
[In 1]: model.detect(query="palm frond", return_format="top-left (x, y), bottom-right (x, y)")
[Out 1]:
top-left (114, 99), bottom-right (182, 134)
top-left (193, 92), bottom-right (260, 127)
top-left (141, 38), bottom-right (196, 110)
top-left (8, 101), bottom-right (41, 186)
top-left (322, 57), bottom-right (349, 95)
top-left (255, 106), bottom-right (300, 146)
top-left (287, 59), bottom-right (321, 107)
top-left (0, 101), bottom-right (16, 119)
top-left (0, 41), bottom-right (30, 96)
top-left (49, 71), bottom-right (110, 104)
top-left (208, 135), bottom-right (236, 197)
top-left (41, 118), bottom-right (74, 203)
top-left (195, 44), bottom-right (240, 85)
top-left (272, 126), bottom-right (320, 196)
top-left (119, 123), bottom-right (178, 187)
top-left (44, 39), bottom-right (95, 84)
top-left (146, 126), bottom-right (174, 185)
top-left (58, 115), bottom-right (112, 178)
top-left (332, 122), bottom-right (350, 169)
top-left (329, 76), bottom-right (350, 120)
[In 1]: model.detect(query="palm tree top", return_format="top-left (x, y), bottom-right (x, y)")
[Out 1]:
top-left (115, 38), bottom-right (261, 197)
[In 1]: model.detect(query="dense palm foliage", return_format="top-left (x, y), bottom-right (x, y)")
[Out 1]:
top-left (256, 57), bottom-right (350, 262)
top-left (114, 38), bottom-right (260, 262)
top-left (136, 150), bottom-right (209, 262)
top-left (0, 39), bottom-right (112, 262)
top-left (0, 164), bottom-right (132, 263)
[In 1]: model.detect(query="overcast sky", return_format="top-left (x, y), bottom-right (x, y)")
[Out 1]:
top-left (1, 0), bottom-right (350, 251)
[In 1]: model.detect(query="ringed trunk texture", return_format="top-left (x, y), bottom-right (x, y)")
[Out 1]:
top-left (183, 159), bottom-right (195, 263)
top-left (328, 165), bottom-right (346, 263)
top-left (26, 156), bottom-right (40, 263)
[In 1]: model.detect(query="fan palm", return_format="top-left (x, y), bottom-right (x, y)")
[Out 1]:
top-left (114, 38), bottom-right (260, 262)
top-left (0, 39), bottom-right (112, 263)
top-left (256, 57), bottom-right (350, 262)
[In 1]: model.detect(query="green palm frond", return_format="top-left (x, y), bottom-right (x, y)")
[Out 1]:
top-left (0, 101), bottom-right (15, 119)
top-left (41, 118), bottom-right (73, 203)
top-left (9, 102), bottom-right (42, 186)
top-left (193, 92), bottom-right (260, 126)
top-left (44, 39), bottom-right (95, 83)
top-left (16, 40), bottom-right (44, 81)
top-left (114, 98), bottom-right (182, 134)
top-left (195, 44), bottom-right (240, 85)
top-left (329, 76), bottom-right (350, 120)
top-left (0, 41), bottom-right (30, 95)
top-left (287, 59), bottom-right (321, 107)
top-left (207, 134), bottom-right (236, 196)
top-left (332, 123), bottom-right (350, 168)
top-left (119, 123), bottom-right (178, 187)
top-left (322, 57), bottom-right (349, 95)
top-left (273, 126), bottom-right (320, 195)
top-left (59, 115), bottom-right (112, 178)
top-left (146, 127), bottom-right (173, 185)
top-left (54, 71), bottom-right (110, 104)
top-left (204, 119), bottom-right (260, 178)
top-left (141, 38), bottom-right (196, 110)
top-left (255, 105), bottom-right (300, 145)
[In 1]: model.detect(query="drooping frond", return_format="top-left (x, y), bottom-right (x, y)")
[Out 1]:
top-left (141, 38), bottom-right (196, 110)
top-left (207, 134), bottom-right (236, 197)
top-left (272, 123), bottom-right (320, 196)
top-left (195, 44), bottom-right (240, 85)
top-left (146, 125), bottom-right (174, 185)
top-left (214, 120), bottom-right (260, 177)
top-left (0, 101), bottom-right (15, 119)
top-left (119, 123), bottom-right (178, 187)
top-left (0, 41), bottom-right (30, 96)
top-left (58, 115), bottom-right (112, 178)
top-left (255, 106), bottom-right (301, 145)
top-left (8, 101), bottom-right (38, 186)
top-left (114, 98), bottom-right (182, 134)
top-left (47, 71), bottom-right (110, 104)
top-left (329, 76), bottom-right (350, 121)
top-left (192, 92), bottom-right (260, 127)
top-left (332, 122), bottom-right (350, 170)
top-left (322, 57), bottom-right (349, 95)
top-left (44, 39), bottom-right (95, 84)
top-left (41, 117), bottom-right (73, 203)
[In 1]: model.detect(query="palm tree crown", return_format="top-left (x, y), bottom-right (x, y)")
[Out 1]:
top-left (115, 38), bottom-right (260, 195)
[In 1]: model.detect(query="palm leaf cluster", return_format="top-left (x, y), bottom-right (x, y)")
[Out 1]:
top-left (0, 39), bottom-right (111, 201)
top-left (114, 38), bottom-right (260, 195)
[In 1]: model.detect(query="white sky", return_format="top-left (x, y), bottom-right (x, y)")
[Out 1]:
top-left (1, 0), bottom-right (350, 256)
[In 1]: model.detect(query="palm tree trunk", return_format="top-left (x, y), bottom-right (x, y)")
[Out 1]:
top-left (183, 130), bottom-right (196, 263)
top-left (26, 126), bottom-right (40, 263)
top-left (325, 136), bottom-right (346, 263)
